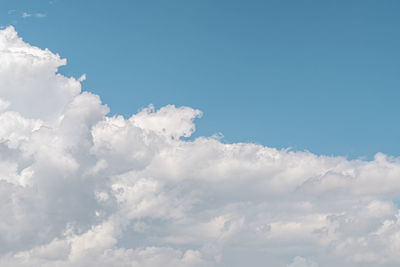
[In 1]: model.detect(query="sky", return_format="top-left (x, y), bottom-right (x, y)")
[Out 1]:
top-left (2, 1), bottom-right (400, 267)
top-left (1, 0), bottom-right (400, 158)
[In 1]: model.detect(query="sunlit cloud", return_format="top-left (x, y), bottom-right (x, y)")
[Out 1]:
top-left (0, 26), bottom-right (399, 267)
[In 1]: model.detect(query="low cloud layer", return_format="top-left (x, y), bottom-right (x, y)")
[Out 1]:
top-left (1, 26), bottom-right (400, 266)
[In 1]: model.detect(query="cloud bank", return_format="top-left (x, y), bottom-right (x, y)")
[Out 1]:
top-left (1, 26), bottom-right (400, 267)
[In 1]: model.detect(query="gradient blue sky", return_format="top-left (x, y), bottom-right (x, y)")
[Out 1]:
top-left (1, 0), bottom-right (399, 158)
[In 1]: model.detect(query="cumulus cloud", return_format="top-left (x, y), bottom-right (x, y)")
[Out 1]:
top-left (0, 26), bottom-right (400, 266)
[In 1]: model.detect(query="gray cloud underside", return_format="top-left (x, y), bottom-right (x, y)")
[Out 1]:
top-left (1, 26), bottom-right (400, 267)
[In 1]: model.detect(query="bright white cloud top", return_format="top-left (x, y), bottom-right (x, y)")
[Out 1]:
top-left (1, 26), bottom-right (400, 267)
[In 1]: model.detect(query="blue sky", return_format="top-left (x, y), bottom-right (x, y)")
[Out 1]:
top-left (2, 0), bottom-right (400, 158)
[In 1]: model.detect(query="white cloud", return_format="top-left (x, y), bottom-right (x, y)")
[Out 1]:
top-left (287, 256), bottom-right (318, 267)
top-left (22, 12), bottom-right (46, 19)
top-left (21, 12), bottom-right (31, 18)
top-left (0, 26), bottom-right (400, 267)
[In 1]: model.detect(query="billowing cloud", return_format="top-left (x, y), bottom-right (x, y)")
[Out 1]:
top-left (0, 26), bottom-right (400, 267)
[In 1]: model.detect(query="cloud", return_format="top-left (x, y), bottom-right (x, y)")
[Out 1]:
top-left (0, 26), bottom-right (400, 266)
top-left (22, 12), bottom-right (46, 19)
top-left (287, 257), bottom-right (318, 267)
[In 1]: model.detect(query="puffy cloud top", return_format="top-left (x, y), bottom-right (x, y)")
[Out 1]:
top-left (0, 26), bottom-right (400, 267)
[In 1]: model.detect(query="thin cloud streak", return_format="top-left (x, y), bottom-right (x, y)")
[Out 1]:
top-left (22, 12), bottom-right (46, 19)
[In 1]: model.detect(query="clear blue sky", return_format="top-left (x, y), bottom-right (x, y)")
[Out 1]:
top-left (2, 0), bottom-right (400, 159)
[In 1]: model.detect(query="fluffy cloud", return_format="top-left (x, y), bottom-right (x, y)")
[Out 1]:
top-left (0, 26), bottom-right (400, 266)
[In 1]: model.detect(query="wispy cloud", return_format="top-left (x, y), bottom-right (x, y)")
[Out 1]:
top-left (35, 13), bottom-right (46, 18)
top-left (22, 12), bottom-right (46, 19)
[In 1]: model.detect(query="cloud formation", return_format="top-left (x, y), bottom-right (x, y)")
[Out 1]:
top-left (0, 26), bottom-right (400, 266)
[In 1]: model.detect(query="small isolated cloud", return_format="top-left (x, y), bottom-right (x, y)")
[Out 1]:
top-left (22, 12), bottom-right (46, 19)
top-left (21, 12), bottom-right (31, 18)
top-left (35, 13), bottom-right (46, 18)
top-left (8, 10), bottom-right (16, 15)
top-left (287, 257), bottom-right (319, 267)
top-left (1, 26), bottom-right (400, 267)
